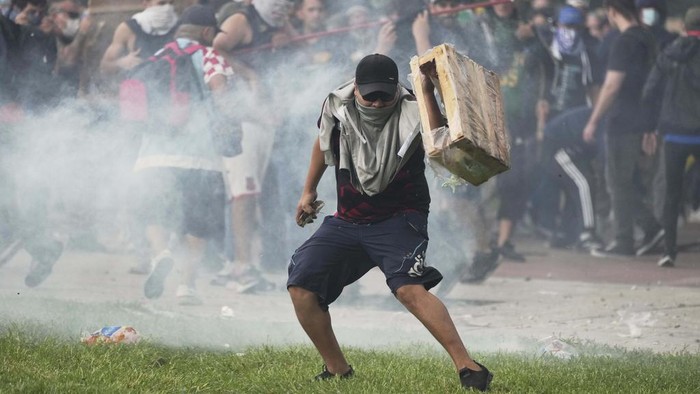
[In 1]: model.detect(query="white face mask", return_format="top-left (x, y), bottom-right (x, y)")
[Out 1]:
top-left (143, 4), bottom-right (177, 34)
top-left (61, 18), bottom-right (80, 39)
top-left (255, 0), bottom-right (292, 28)
top-left (641, 8), bottom-right (659, 27)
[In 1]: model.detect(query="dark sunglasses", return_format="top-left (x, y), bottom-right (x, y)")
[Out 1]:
top-left (361, 91), bottom-right (395, 102)
top-left (57, 10), bottom-right (81, 19)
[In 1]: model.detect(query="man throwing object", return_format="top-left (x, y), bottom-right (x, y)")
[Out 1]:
top-left (287, 54), bottom-right (493, 391)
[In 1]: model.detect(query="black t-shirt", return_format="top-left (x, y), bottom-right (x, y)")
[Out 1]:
top-left (605, 26), bottom-right (656, 134)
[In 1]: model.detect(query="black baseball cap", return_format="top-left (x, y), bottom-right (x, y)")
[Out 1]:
top-left (355, 54), bottom-right (399, 97)
top-left (179, 4), bottom-right (222, 33)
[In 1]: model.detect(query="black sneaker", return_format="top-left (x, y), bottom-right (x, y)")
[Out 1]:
top-left (636, 228), bottom-right (665, 256)
top-left (499, 241), bottom-right (526, 262)
top-left (24, 239), bottom-right (63, 288)
top-left (460, 249), bottom-right (500, 284)
top-left (657, 254), bottom-right (674, 268)
top-left (314, 365), bottom-right (354, 381)
top-left (144, 253), bottom-right (174, 299)
top-left (591, 241), bottom-right (634, 258)
top-left (459, 362), bottom-right (493, 391)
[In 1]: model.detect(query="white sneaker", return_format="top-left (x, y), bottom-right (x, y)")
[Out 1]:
top-left (176, 285), bottom-right (203, 306)
top-left (657, 255), bottom-right (674, 268)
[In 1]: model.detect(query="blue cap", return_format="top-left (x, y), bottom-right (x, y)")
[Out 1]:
top-left (558, 5), bottom-right (584, 26)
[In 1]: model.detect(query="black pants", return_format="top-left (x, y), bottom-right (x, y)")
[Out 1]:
top-left (663, 141), bottom-right (700, 258)
top-left (548, 149), bottom-right (595, 240)
top-left (605, 133), bottom-right (660, 248)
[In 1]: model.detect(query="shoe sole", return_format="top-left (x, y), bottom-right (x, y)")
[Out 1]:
top-left (144, 257), bottom-right (174, 299)
top-left (636, 230), bottom-right (665, 256)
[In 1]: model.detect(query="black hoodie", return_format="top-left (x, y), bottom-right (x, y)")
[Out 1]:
top-left (642, 36), bottom-right (700, 135)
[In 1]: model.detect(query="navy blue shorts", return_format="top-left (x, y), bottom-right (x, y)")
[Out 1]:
top-left (287, 211), bottom-right (443, 309)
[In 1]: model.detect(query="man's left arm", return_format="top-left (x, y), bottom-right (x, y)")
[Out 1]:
top-left (418, 62), bottom-right (446, 130)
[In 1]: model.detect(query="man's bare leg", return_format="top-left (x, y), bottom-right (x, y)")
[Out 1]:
top-left (288, 286), bottom-right (350, 375)
top-left (181, 234), bottom-right (206, 288)
top-left (231, 195), bottom-right (256, 265)
top-left (145, 225), bottom-right (169, 258)
top-left (395, 284), bottom-right (481, 372)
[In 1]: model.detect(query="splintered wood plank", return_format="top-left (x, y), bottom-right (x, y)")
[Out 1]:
top-left (410, 44), bottom-right (510, 185)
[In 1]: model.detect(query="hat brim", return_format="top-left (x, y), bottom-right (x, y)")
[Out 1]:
top-left (357, 82), bottom-right (398, 97)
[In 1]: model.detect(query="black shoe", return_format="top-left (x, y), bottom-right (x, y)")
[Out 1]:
top-left (314, 365), bottom-right (354, 381)
top-left (144, 253), bottom-right (174, 299)
top-left (24, 239), bottom-right (63, 288)
top-left (459, 362), bottom-right (493, 391)
top-left (460, 249), bottom-right (500, 284)
top-left (499, 241), bottom-right (526, 262)
top-left (591, 241), bottom-right (634, 258)
top-left (657, 254), bottom-right (674, 268)
top-left (636, 228), bottom-right (665, 256)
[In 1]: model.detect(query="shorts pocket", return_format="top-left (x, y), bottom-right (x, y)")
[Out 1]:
top-left (403, 212), bottom-right (429, 240)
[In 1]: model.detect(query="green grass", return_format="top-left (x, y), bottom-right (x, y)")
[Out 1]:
top-left (2, 325), bottom-right (700, 393)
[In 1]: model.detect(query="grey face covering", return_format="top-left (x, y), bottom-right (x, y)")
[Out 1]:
top-left (355, 98), bottom-right (398, 129)
top-left (318, 80), bottom-right (422, 196)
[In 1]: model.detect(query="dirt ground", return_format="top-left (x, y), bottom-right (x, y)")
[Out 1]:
top-left (1, 225), bottom-right (699, 355)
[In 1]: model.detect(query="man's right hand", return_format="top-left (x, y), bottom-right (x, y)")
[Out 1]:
top-left (296, 191), bottom-right (319, 227)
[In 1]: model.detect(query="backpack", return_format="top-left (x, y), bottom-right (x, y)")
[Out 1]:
top-left (119, 41), bottom-right (206, 128)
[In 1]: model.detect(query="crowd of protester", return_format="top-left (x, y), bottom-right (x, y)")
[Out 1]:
top-left (1, 0), bottom-right (698, 302)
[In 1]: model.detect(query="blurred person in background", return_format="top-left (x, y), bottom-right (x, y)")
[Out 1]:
top-left (635, 0), bottom-right (676, 50)
top-left (134, 5), bottom-right (235, 305)
top-left (0, 10), bottom-right (64, 288)
top-left (541, 106), bottom-right (605, 252)
top-left (100, 0), bottom-right (179, 76)
top-left (334, 3), bottom-right (397, 66)
top-left (634, 0), bottom-right (678, 225)
top-left (642, 6), bottom-right (700, 268)
top-left (46, 0), bottom-right (89, 97)
top-left (212, 0), bottom-right (294, 292)
top-left (547, 5), bottom-right (603, 115)
top-left (3, 0), bottom-right (46, 27)
top-left (583, 0), bottom-right (663, 258)
top-left (587, 7), bottom-right (611, 42)
top-left (477, 0), bottom-right (549, 262)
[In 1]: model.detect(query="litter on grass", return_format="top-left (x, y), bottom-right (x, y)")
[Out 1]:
top-left (538, 336), bottom-right (578, 360)
top-left (82, 326), bottom-right (140, 345)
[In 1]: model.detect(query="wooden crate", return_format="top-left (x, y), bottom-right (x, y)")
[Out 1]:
top-left (410, 44), bottom-right (510, 185)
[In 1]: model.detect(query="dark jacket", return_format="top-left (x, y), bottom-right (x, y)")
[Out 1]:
top-left (643, 36), bottom-right (700, 135)
top-left (0, 14), bottom-right (57, 110)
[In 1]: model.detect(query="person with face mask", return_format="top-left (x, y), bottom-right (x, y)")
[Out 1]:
top-left (287, 53), bottom-right (493, 391)
top-left (547, 5), bottom-right (604, 115)
top-left (635, 0), bottom-right (676, 50)
top-left (48, 0), bottom-right (88, 97)
top-left (210, 0), bottom-right (294, 292)
top-left (134, 4), bottom-right (236, 305)
top-left (3, 0), bottom-right (46, 27)
top-left (100, 0), bottom-right (178, 76)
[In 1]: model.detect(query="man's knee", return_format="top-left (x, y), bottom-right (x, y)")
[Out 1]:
top-left (395, 284), bottom-right (427, 309)
top-left (288, 285), bottom-right (316, 303)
